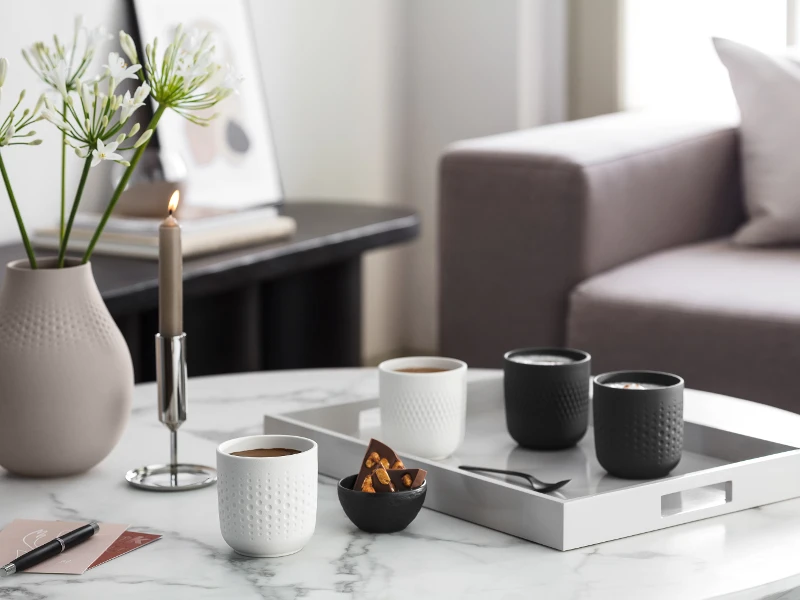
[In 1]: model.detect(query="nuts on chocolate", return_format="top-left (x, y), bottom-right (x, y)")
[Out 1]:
top-left (355, 439), bottom-right (426, 493)
top-left (365, 451), bottom-right (381, 469)
top-left (361, 475), bottom-right (376, 493)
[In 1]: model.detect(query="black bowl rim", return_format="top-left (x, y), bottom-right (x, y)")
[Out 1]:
top-left (504, 347), bottom-right (591, 366)
top-left (338, 473), bottom-right (427, 495)
top-left (594, 370), bottom-right (684, 389)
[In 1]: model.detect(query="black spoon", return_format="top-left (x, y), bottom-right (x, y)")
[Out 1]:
top-left (459, 465), bottom-right (570, 494)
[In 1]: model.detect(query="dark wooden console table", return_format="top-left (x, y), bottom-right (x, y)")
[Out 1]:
top-left (0, 202), bottom-right (419, 381)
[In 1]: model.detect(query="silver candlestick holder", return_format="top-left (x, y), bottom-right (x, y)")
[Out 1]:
top-left (126, 333), bottom-right (217, 491)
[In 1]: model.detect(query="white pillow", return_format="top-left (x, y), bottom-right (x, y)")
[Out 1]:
top-left (714, 37), bottom-right (800, 246)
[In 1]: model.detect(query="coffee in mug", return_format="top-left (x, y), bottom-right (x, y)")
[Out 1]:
top-left (394, 367), bottom-right (451, 373)
top-left (230, 448), bottom-right (301, 458)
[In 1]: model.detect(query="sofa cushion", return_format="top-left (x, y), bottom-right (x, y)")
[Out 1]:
top-left (567, 239), bottom-right (800, 413)
top-left (714, 37), bottom-right (800, 245)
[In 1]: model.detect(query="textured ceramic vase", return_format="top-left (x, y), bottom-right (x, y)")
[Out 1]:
top-left (0, 258), bottom-right (134, 477)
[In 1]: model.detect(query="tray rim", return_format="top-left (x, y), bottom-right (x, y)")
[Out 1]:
top-left (265, 396), bottom-right (800, 506)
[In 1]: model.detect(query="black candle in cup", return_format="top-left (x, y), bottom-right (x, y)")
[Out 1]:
top-left (503, 348), bottom-right (591, 450)
top-left (593, 370), bottom-right (684, 479)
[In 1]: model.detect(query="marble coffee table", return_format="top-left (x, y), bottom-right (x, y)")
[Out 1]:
top-left (3, 368), bottom-right (800, 599)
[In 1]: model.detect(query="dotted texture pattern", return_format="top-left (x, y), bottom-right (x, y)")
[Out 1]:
top-left (594, 393), bottom-right (684, 479)
top-left (218, 457), bottom-right (317, 556)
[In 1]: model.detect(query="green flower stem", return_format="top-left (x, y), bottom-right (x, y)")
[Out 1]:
top-left (81, 103), bottom-right (167, 264)
top-left (0, 151), bottom-right (37, 269)
top-left (57, 156), bottom-right (91, 268)
top-left (60, 98), bottom-right (66, 243)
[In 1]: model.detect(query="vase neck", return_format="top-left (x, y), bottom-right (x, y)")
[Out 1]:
top-left (3, 259), bottom-right (97, 300)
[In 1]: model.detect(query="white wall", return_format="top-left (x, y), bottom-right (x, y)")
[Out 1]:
top-left (249, 0), bottom-right (408, 362)
top-left (402, 1), bottom-right (518, 352)
top-left (254, 0), bottom-right (566, 359)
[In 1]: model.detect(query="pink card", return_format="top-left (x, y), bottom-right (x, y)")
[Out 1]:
top-left (88, 531), bottom-right (162, 569)
top-left (0, 520), bottom-right (128, 574)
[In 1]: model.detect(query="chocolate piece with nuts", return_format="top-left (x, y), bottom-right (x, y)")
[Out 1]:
top-left (354, 438), bottom-right (403, 490)
top-left (372, 466), bottom-right (396, 492)
top-left (388, 468), bottom-right (427, 490)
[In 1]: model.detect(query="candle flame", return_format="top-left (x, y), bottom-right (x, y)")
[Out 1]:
top-left (168, 190), bottom-right (180, 215)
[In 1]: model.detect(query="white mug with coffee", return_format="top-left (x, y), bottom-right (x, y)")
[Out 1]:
top-left (216, 434), bottom-right (317, 557)
top-left (378, 356), bottom-right (468, 459)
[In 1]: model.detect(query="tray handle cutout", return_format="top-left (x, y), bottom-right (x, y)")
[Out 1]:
top-left (661, 481), bottom-right (732, 517)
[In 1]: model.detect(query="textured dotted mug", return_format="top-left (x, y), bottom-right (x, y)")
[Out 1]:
top-left (378, 356), bottom-right (468, 459)
top-left (216, 435), bottom-right (318, 557)
top-left (593, 371), bottom-right (685, 479)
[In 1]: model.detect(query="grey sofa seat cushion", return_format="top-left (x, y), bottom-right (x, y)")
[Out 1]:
top-left (568, 239), bottom-right (800, 413)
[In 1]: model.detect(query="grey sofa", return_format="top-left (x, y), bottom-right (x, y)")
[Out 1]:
top-left (439, 111), bottom-right (800, 413)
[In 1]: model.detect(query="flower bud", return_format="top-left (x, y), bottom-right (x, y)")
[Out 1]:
top-left (81, 84), bottom-right (93, 111)
top-left (119, 31), bottom-right (138, 64)
top-left (133, 128), bottom-right (152, 148)
top-left (29, 139), bottom-right (42, 146)
top-left (116, 133), bottom-right (126, 144)
top-left (129, 122), bottom-right (140, 136)
top-left (0, 57), bottom-right (7, 88)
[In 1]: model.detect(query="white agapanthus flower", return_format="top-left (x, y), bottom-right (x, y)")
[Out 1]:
top-left (221, 64), bottom-right (243, 96)
top-left (118, 82), bottom-right (150, 122)
top-left (140, 24), bottom-right (235, 126)
top-left (104, 52), bottom-right (140, 83)
top-left (41, 72), bottom-right (150, 165)
top-left (44, 59), bottom-right (70, 98)
top-left (23, 17), bottom-right (111, 98)
top-left (0, 59), bottom-right (43, 148)
top-left (91, 139), bottom-right (123, 166)
top-left (84, 24), bottom-right (112, 49)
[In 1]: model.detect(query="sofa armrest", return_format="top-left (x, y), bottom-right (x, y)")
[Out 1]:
top-left (439, 111), bottom-right (744, 367)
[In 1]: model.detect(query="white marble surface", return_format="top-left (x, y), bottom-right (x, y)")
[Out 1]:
top-left (2, 368), bottom-right (800, 599)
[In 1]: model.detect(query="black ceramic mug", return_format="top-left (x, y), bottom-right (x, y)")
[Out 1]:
top-left (593, 371), bottom-right (684, 479)
top-left (503, 348), bottom-right (591, 450)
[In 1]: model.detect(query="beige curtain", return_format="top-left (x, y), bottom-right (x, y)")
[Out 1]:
top-left (568, 0), bottom-right (623, 119)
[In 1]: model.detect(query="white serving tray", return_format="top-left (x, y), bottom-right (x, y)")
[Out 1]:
top-left (263, 372), bottom-right (800, 550)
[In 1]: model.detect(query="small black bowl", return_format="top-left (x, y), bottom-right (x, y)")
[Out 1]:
top-left (337, 474), bottom-right (427, 533)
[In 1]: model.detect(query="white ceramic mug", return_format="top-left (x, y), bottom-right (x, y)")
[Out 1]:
top-left (216, 435), bottom-right (317, 557)
top-left (378, 356), bottom-right (468, 459)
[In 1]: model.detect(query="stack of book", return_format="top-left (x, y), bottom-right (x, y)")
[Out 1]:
top-left (32, 205), bottom-right (296, 259)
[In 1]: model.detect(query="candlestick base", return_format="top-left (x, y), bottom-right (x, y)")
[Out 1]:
top-left (127, 332), bottom-right (216, 492)
top-left (126, 463), bottom-right (217, 491)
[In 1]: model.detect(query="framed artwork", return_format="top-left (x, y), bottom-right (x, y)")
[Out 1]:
top-left (132, 0), bottom-right (282, 208)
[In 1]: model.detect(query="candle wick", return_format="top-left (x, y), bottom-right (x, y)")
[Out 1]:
top-left (168, 209), bottom-right (174, 217)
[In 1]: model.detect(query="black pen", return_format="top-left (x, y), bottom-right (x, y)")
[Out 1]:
top-left (0, 522), bottom-right (99, 577)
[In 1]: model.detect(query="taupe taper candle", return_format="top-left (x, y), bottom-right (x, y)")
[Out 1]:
top-left (158, 191), bottom-right (183, 336)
